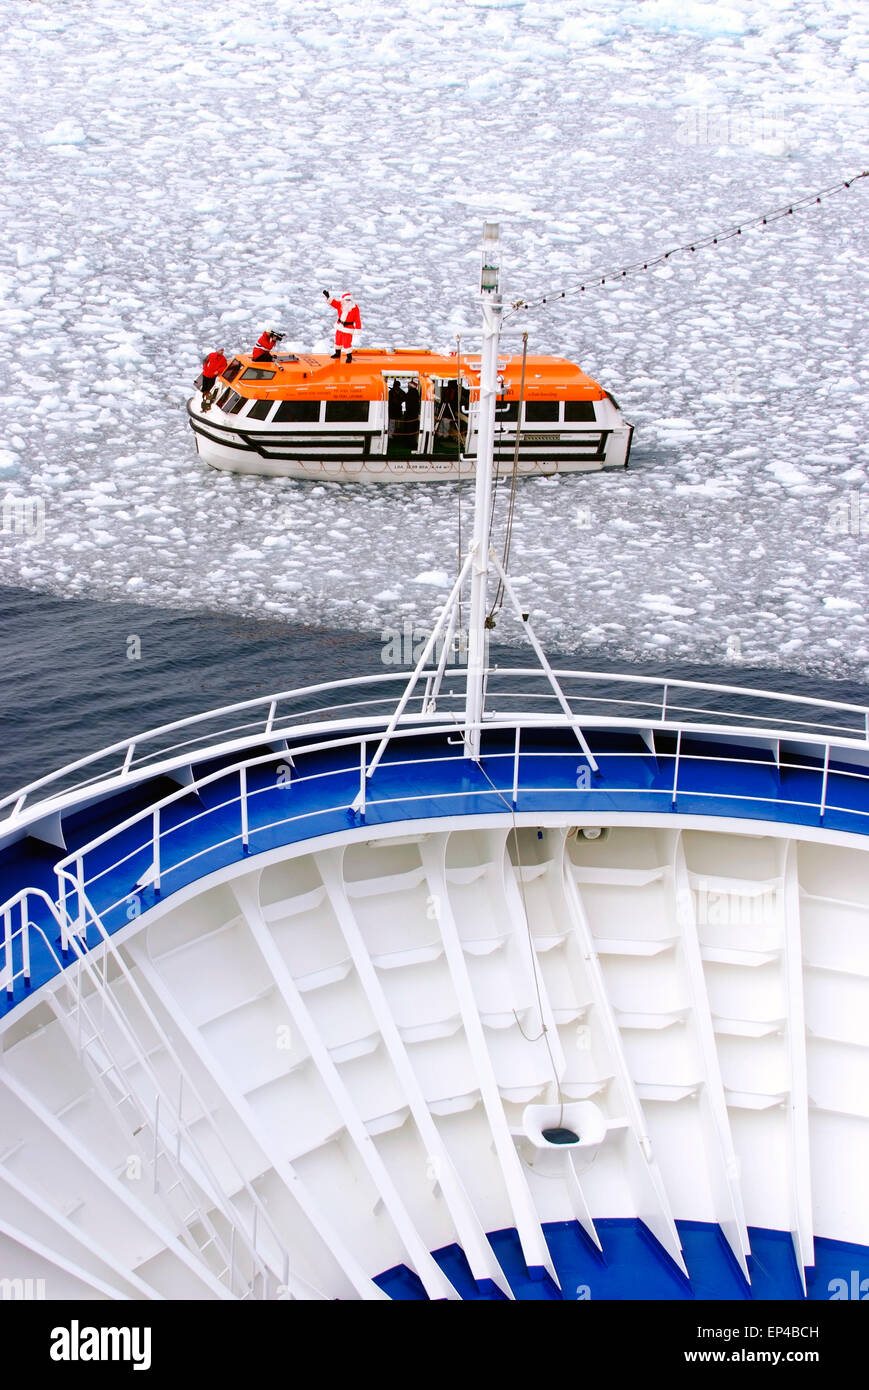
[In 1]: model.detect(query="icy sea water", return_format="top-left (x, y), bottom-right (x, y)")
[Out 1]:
top-left (0, 0), bottom-right (867, 679)
top-left (2, 585), bottom-right (867, 800)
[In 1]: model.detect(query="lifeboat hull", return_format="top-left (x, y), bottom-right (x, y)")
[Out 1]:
top-left (187, 349), bottom-right (633, 483)
top-left (188, 412), bottom-right (633, 482)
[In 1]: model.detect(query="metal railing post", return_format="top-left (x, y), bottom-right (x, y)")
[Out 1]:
top-left (512, 725), bottom-right (521, 807)
top-left (76, 857), bottom-right (86, 942)
top-left (3, 907), bottom-right (12, 999)
top-left (240, 765), bottom-right (249, 853)
top-left (358, 741), bottom-right (367, 819)
top-left (58, 871), bottom-right (69, 954)
top-left (819, 742), bottom-right (831, 823)
top-left (76, 952), bottom-right (83, 1056)
top-left (153, 808), bottom-right (161, 895)
top-left (672, 728), bottom-right (682, 808)
top-left (661, 683), bottom-right (669, 722)
top-left (20, 896), bottom-right (30, 987)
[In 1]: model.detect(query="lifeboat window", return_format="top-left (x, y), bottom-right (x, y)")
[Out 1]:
top-left (324, 401), bottom-right (370, 423)
top-left (246, 398), bottom-right (274, 421)
top-left (273, 400), bottom-right (321, 423)
top-left (223, 360), bottom-right (242, 384)
top-left (565, 400), bottom-right (596, 422)
top-left (524, 400), bottom-right (559, 422)
top-left (496, 400), bottom-right (519, 421)
top-left (215, 388), bottom-right (234, 410)
top-left (221, 391), bottom-right (246, 415)
top-left (241, 368), bottom-right (276, 381)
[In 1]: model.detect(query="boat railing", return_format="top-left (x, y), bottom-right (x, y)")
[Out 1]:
top-left (49, 713), bottom-right (869, 925)
top-left (1, 666), bottom-right (867, 829)
top-left (1, 886), bottom-right (66, 1000)
top-left (3, 710), bottom-right (869, 1021)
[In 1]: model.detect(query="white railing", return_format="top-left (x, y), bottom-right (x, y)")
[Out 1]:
top-left (0, 708), bottom-right (867, 1044)
top-left (1, 667), bottom-right (867, 830)
top-left (36, 713), bottom-right (869, 937)
top-left (1, 886), bottom-right (63, 999)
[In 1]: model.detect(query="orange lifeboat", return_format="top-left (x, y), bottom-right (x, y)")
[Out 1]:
top-left (188, 347), bottom-right (632, 482)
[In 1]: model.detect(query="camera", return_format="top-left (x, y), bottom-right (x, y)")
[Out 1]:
top-left (272, 331), bottom-right (285, 341)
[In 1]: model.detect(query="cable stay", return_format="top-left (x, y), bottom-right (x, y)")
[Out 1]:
top-left (506, 169), bottom-right (868, 320)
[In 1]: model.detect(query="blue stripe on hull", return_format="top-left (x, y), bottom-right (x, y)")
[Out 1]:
top-left (374, 1220), bottom-right (869, 1301)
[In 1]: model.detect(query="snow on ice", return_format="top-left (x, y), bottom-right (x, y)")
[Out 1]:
top-left (0, 0), bottom-right (867, 676)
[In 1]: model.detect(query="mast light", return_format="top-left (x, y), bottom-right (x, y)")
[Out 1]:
top-left (480, 220), bottom-right (501, 294)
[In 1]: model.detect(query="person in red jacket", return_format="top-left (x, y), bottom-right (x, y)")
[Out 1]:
top-left (322, 290), bottom-right (361, 363)
top-left (251, 328), bottom-right (283, 363)
top-left (200, 349), bottom-right (227, 411)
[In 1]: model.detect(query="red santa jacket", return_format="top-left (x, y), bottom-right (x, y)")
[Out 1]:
top-left (329, 298), bottom-right (361, 331)
top-left (252, 331), bottom-right (278, 361)
top-left (203, 351), bottom-right (228, 377)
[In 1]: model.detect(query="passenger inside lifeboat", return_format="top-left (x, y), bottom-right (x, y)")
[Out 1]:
top-left (387, 376), bottom-right (421, 456)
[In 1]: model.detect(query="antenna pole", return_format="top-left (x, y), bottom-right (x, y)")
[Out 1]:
top-left (352, 220), bottom-right (596, 798)
top-left (465, 221), bottom-right (503, 761)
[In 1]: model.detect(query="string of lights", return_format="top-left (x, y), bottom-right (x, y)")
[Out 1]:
top-left (505, 170), bottom-right (868, 319)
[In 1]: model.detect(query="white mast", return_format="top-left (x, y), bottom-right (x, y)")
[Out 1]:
top-left (352, 220), bottom-right (597, 813)
top-left (464, 221), bottom-right (503, 762)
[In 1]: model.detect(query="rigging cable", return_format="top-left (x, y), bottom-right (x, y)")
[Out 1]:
top-left (487, 331), bottom-right (528, 627)
top-left (455, 335), bottom-right (464, 648)
top-left (505, 170), bottom-right (868, 320)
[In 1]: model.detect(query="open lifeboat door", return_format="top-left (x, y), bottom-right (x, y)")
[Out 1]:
top-left (430, 375), bottom-right (469, 458)
top-left (385, 371), bottom-right (423, 458)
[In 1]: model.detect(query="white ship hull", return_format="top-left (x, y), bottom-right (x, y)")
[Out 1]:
top-left (1, 670), bottom-right (867, 1300)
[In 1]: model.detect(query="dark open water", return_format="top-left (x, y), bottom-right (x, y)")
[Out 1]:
top-left (2, 585), bottom-right (868, 798)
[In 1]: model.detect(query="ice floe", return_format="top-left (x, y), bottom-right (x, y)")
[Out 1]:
top-left (0, 0), bottom-right (866, 678)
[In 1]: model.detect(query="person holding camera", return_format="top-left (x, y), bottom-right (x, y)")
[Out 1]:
top-left (322, 290), bottom-right (360, 363)
top-left (251, 327), bottom-right (284, 362)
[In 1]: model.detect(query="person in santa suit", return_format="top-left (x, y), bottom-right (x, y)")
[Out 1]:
top-left (322, 290), bottom-right (361, 363)
top-left (200, 348), bottom-right (227, 411)
top-left (251, 328), bottom-right (283, 362)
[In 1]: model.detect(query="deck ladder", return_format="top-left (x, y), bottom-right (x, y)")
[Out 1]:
top-left (48, 879), bottom-right (291, 1299)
